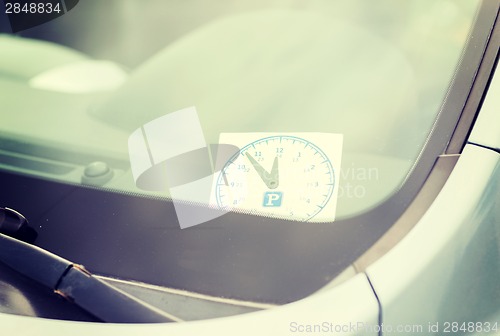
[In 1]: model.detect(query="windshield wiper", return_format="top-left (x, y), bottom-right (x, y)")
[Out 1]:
top-left (0, 207), bottom-right (182, 323)
top-left (0, 207), bottom-right (37, 243)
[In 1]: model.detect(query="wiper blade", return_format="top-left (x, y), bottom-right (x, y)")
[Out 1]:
top-left (0, 208), bottom-right (182, 323)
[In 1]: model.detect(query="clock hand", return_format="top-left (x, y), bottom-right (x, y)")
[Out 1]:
top-left (268, 156), bottom-right (279, 189)
top-left (245, 153), bottom-right (279, 189)
top-left (245, 152), bottom-right (268, 184)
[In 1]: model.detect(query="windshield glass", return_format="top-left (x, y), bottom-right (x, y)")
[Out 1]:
top-left (0, 0), bottom-right (480, 226)
top-left (0, 0), bottom-right (491, 308)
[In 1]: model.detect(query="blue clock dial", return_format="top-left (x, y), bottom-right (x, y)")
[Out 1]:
top-left (215, 135), bottom-right (335, 221)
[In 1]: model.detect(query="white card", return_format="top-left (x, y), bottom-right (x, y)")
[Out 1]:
top-left (211, 133), bottom-right (343, 222)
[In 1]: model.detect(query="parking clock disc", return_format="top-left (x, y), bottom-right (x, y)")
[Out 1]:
top-left (215, 135), bottom-right (336, 221)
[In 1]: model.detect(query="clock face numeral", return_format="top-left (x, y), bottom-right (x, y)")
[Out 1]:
top-left (215, 136), bottom-right (335, 221)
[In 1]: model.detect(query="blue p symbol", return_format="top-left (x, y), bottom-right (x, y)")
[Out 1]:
top-left (263, 192), bottom-right (283, 207)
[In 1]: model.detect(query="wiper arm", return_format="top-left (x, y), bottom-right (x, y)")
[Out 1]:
top-left (0, 207), bottom-right (37, 243)
top-left (0, 207), bottom-right (182, 323)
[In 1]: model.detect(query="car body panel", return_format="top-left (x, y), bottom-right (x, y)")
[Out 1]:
top-left (367, 144), bottom-right (500, 330)
top-left (469, 62), bottom-right (500, 151)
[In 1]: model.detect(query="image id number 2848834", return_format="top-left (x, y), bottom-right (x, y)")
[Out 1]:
top-left (442, 321), bottom-right (498, 333)
top-left (5, 2), bottom-right (61, 14)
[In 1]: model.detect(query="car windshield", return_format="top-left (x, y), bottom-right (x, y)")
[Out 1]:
top-left (0, 0), bottom-right (480, 223)
top-left (0, 0), bottom-right (488, 306)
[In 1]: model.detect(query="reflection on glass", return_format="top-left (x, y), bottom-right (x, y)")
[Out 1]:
top-left (0, 0), bottom-right (480, 218)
